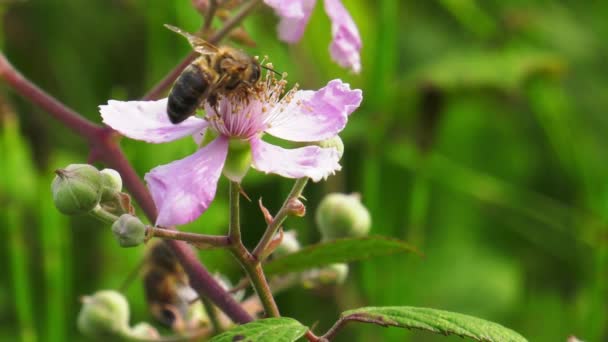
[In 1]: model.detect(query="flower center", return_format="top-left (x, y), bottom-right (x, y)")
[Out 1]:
top-left (203, 69), bottom-right (298, 139)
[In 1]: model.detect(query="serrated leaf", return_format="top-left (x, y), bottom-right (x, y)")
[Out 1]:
top-left (264, 236), bottom-right (419, 276)
top-left (342, 306), bottom-right (527, 342)
top-left (209, 318), bottom-right (307, 342)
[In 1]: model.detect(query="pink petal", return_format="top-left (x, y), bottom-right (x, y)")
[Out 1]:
top-left (145, 136), bottom-right (229, 226)
top-left (323, 0), bottom-right (362, 73)
top-left (265, 79), bottom-right (362, 142)
top-left (264, 0), bottom-right (316, 43)
top-left (250, 137), bottom-right (341, 182)
top-left (100, 99), bottom-right (207, 143)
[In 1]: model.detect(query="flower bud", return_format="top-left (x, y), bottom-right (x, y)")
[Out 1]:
top-left (223, 139), bottom-right (252, 182)
top-left (52, 164), bottom-right (103, 215)
top-left (315, 193), bottom-right (371, 241)
top-left (129, 322), bottom-right (160, 339)
top-left (302, 263), bottom-right (349, 288)
top-left (320, 263), bottom-right (349, 285)
top-left (273, 230), bottom-right (301, 257)
top-left (77, 290), bottom-right (130, 339)
top-left (286, 198), bottom-right (306, 217)
top-left (100, 168), bottom-right (123, 202)
top-left (317, 136), bottom-right (344, 160)
top-left (112, 214), bottom-right (146, 247)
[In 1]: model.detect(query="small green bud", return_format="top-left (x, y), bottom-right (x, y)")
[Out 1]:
top-left (112, 214), bottom-right (146, 247)
top-left (223, 139), bottom-right (252, 182)
top-left (100, 168), bottom-right (123, 202)
top-left (77, 290), bottom-right (130, 339)
top-left (52, 164), bottom-right (103, 215)
top-left (315, 193), bottom-right (371, 241)
top-left (273, 230), bottom-right (301, 257)
top-left (128, 322), bottom-right (160, 339)
top-left (302, 263), bottom-right (349, 288)
top-left (320, 263), bottom-right (349, 285)
top-left (317, 136), bottom-right (344, 160)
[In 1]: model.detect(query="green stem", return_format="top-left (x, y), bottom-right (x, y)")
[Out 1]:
top-left (200, 296), bottom-right (223, 334)
top-left (90, 205), bottom-right (119, 224)
top-left (229, 182), bottom-right (242, 243)
top-left (228, 181), bottom-right (280, 317)
top-left (252, 178), bottom-right (309, 260)
top-left (148, 227), bottom-right (230, 248)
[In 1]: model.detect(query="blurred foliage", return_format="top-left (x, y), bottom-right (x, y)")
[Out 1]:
top-left (1, 0), bottom-right (608, 341)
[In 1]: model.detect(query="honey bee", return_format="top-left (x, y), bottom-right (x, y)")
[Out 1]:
top-left (164, 24), bottom-right (262, 124)
top-left (142, 242), bottom-right (200, 331)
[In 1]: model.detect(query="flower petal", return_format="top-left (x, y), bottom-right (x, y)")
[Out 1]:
top-left (145, 136), bottom-right (229, 226)
top-left (250, 137), bottom-right (341, 182)
top-left (265, 79), bottom-right (362, 142)
top-left (100, 98), bottom-right (207, 143)
top-left (323, 0), bottom-right (362, 73)
top-left (264, 0), bottom-right (316, 43)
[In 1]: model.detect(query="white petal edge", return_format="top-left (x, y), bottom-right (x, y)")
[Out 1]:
top-left (250, 137), bottom-right (341, 182)
top-left (145, 136), bottom-right (229, 227)
top-left (265, 79), bottom-right (363, 142)
top-left (100, 98), bottom-right (208, 143)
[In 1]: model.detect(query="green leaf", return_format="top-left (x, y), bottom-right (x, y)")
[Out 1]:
top-left (209, 318), bottom-right (307, 342)
top-left (342, 306), bottom-right (527, 342)
top-left (264, 236), bottom-right (419, 276)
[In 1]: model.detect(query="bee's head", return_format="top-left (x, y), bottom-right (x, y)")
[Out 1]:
top-left (219, 48), bottom-right (261, 90)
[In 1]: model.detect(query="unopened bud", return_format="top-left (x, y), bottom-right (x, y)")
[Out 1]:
top-left (315, 193), bottom-right (371, 241)
top-left (112, 214), bottom-right (146, 247)
top-left (223, 139), bottom-right (252, 182)
top-left (100, 168), bottom-right (123, 202)
top-left (317, 136), bottom-right (344, 160)
top-left (286, 198), bottom-right (306, 217)
top-left (321, 263), bottom-right (349, 285)
top-left (129, 322), bottom-right (160, 339)
top-left (302, 263), bottom-right (349, 288)
top-left (52, 164), bottom-right (102, 215)
top-left (273, 230), bottom-right (301, 257)
top-left (77, 290), bottom-right (130, 339)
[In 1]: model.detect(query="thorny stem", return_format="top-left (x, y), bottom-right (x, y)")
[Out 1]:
top-left (252, 178), bottom-right (309, 260)
top-left (228, 181), bottom-right (280, 317)
top-left (0, 52), bottom-right (253, 324)
top-left (142, 0), bottom-right (262, 100)
top-left (147, 227), bottom-right (231, 248)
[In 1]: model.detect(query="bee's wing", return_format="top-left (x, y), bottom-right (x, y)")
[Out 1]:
top-left (164, 24), bottom-right (219, 55)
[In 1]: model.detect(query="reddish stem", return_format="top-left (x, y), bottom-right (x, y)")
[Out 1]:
top-left (0, 52), bottom-right (253, 324)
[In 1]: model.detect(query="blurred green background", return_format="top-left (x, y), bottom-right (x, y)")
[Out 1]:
top-left (1, 0), bottom-right (607, 341)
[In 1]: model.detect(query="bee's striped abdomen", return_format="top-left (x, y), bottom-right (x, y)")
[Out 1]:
top-left (167, 62), bottom-right (209, 124)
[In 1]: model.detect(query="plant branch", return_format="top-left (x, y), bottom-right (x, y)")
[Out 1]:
top-left (142, 0), bottom-right (262, 100)
top-left (319, 314), bottom-right (391, 341)
top-left (203, 0), bottom-right (219, 32)
top-left (252, 178), bottom-right (309, 259)
top-left (227, 181), bottom-right (280, 317)
top-left (0, 53), bottom-right (100, 137)
top-left (229, 182), bottom-right (242, 242)
top-left (147, 227), bottom-right (230, 248)
top-left (0, 51), bottom-right (253, 325)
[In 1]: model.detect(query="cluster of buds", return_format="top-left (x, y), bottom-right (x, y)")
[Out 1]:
top-left (78, 290), bottom-right (159, 340)
top-left (51, 163), bottom-right (147, 248)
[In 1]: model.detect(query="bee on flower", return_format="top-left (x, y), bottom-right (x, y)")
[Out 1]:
top-left (100, 71), bottom-right (362, 227)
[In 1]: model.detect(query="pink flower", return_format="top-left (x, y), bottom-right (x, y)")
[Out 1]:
top-left (264, 0), bottom-right (362, 73)
top-left (100, 78), bottom-right (362, 227)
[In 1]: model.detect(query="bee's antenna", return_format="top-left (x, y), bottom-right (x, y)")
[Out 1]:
top-left (261, 64), bottom-right (282, 77)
